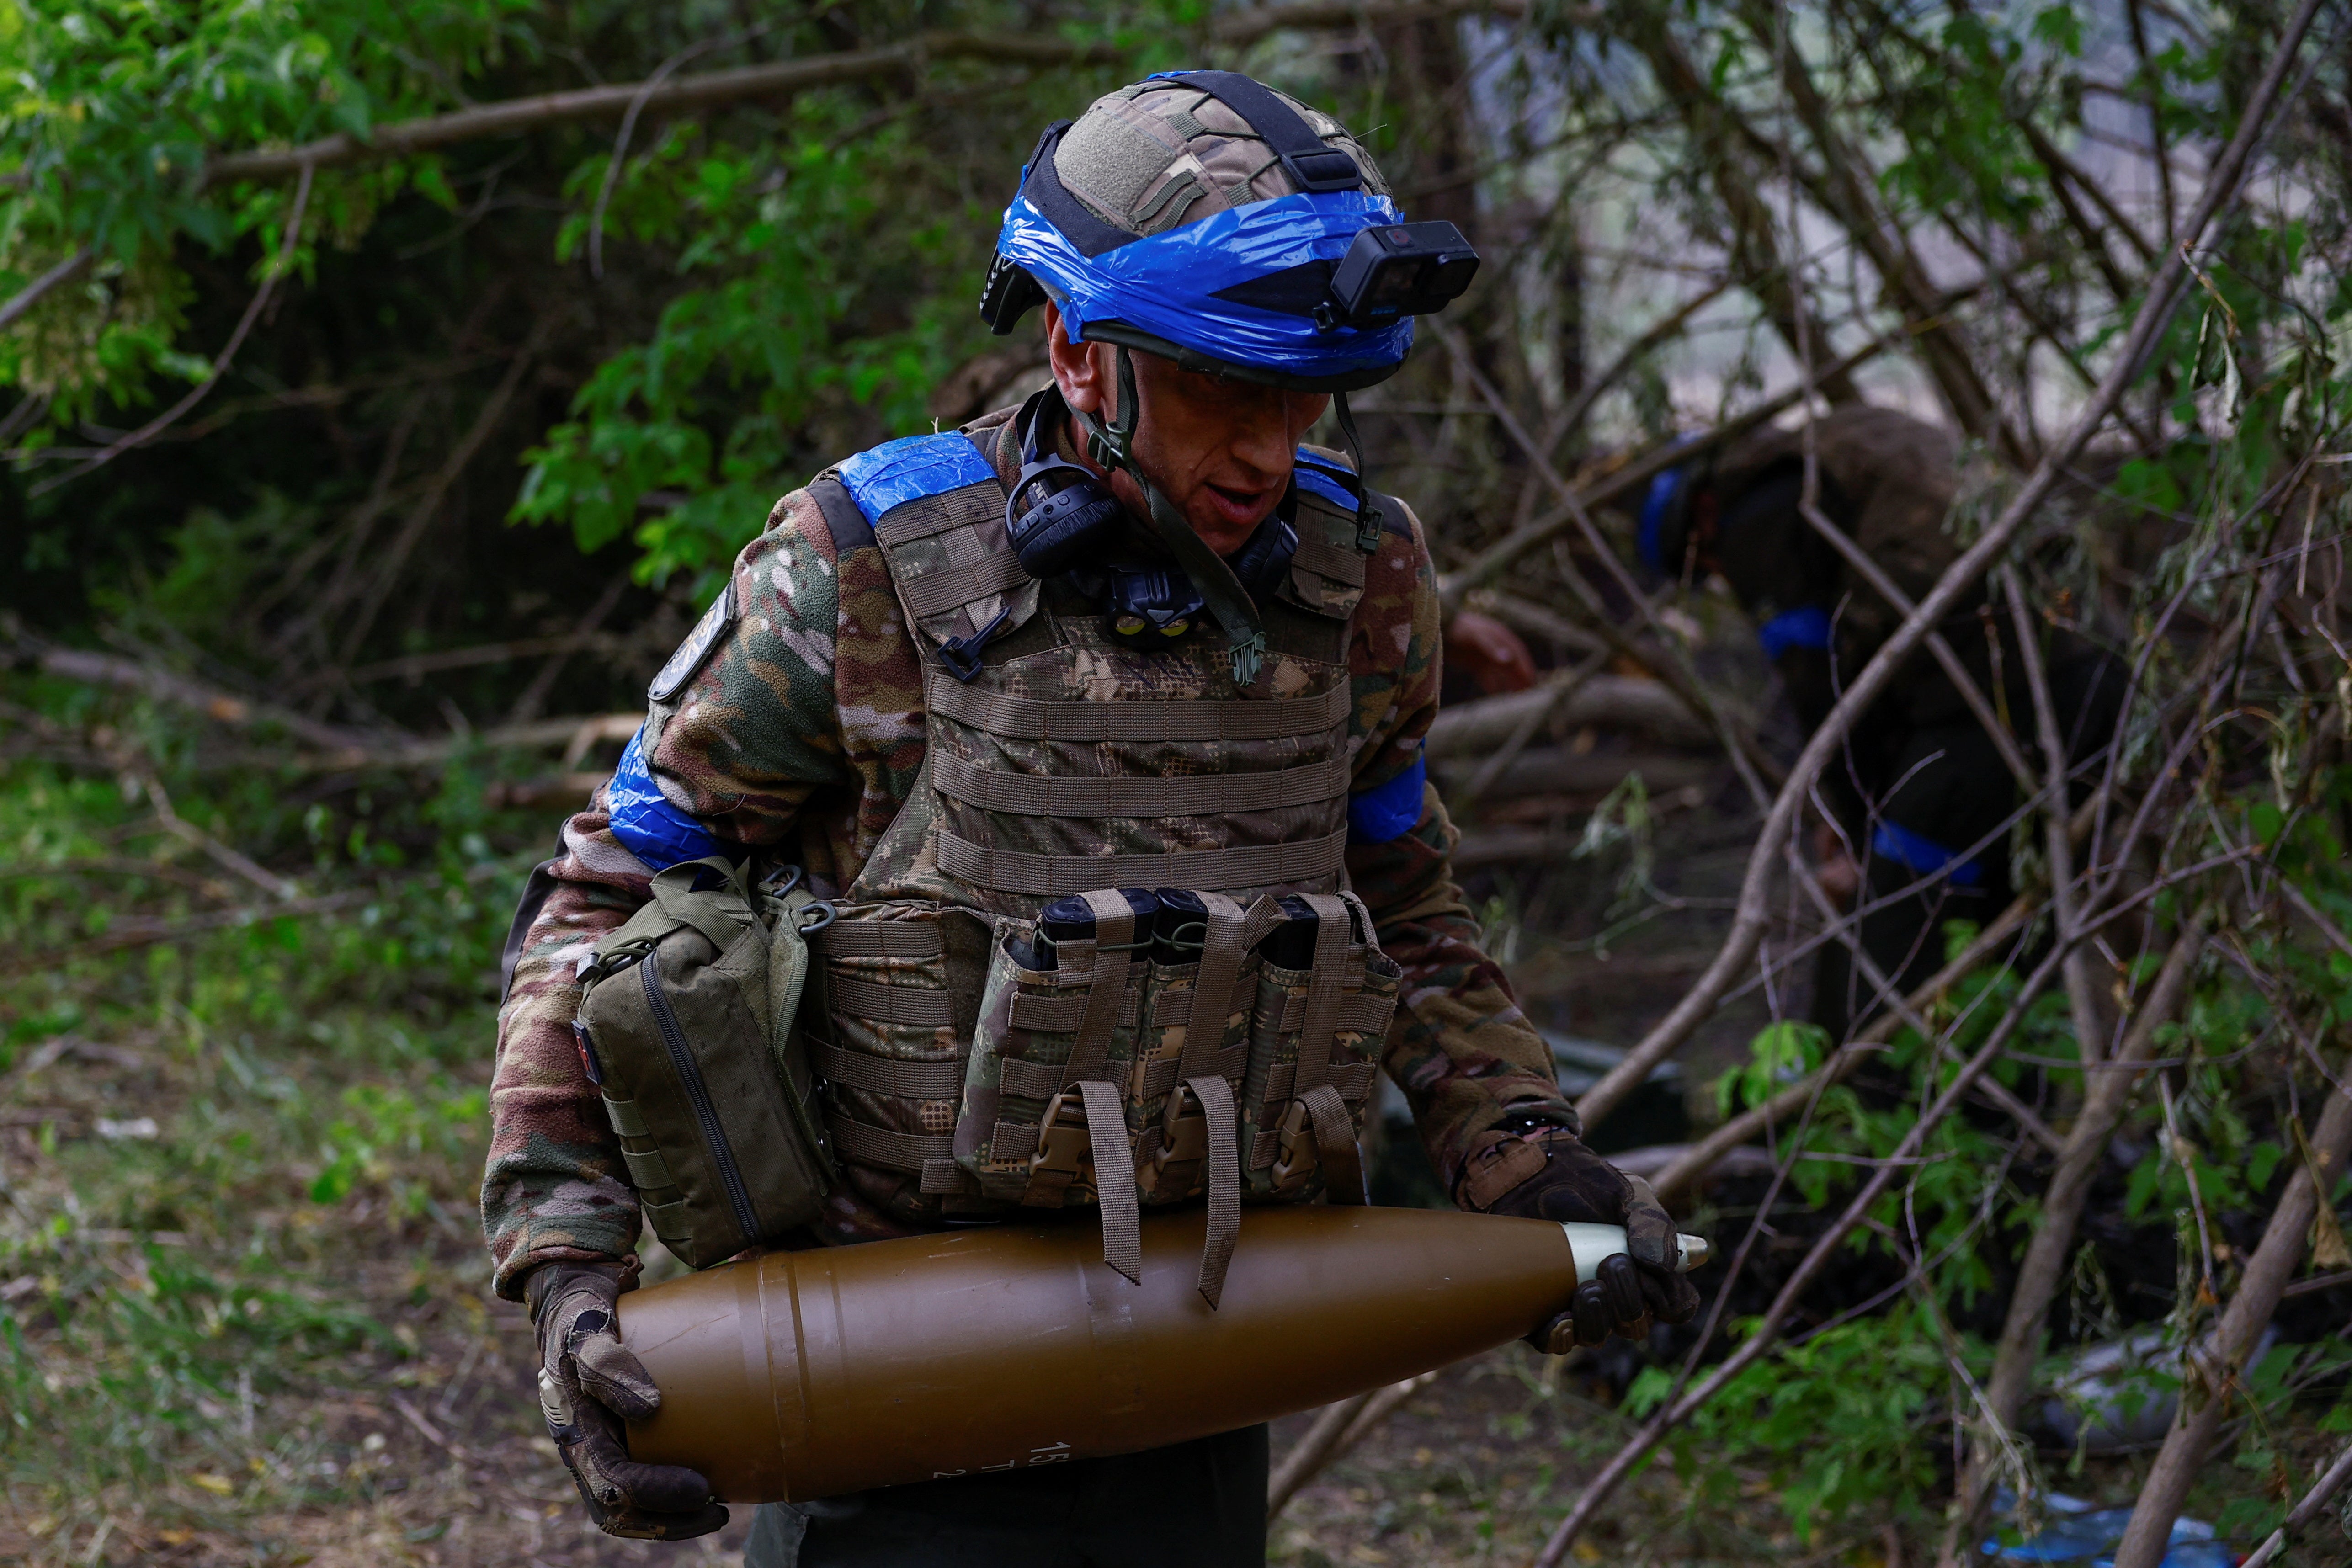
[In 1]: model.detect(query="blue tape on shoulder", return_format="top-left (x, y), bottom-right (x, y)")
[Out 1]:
top-left (1758, 604), bottom-right (1835, 662)
top-left (607, 728), bottom-right (729, 872)
top-left (1348, 754), bottom-right (1426, 845)
top-left (1871, 821), bottom-right (1985, 888)
top-left (1293, 457), bottom-right (1361, 515)
top-left (835, 434), bottom-right (996, 524)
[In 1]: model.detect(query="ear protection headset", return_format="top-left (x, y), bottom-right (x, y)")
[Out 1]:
top-left (1005, 388), bottom-right (1297, 655)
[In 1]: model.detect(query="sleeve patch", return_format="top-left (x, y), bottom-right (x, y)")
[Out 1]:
top-left (648, 579), bottom-right (737, 702)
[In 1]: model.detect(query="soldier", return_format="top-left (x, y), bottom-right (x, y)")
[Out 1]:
top-left (487, 72), bottom-right (1699, 1566)
top-left (1637, 405), bottom-right (2123, 1036)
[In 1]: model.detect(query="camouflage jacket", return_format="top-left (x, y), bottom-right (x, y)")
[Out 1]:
top-left (483, 405), bottom-right (1567, 1300)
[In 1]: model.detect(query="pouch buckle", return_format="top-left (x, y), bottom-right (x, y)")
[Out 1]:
top-left (1270, 1097), bottom-right (1318, 1195)
top-left (1139, 1082), bottom-right (1209, 1200)
top-left (1027, 1090), bottom-right (1094, 1185)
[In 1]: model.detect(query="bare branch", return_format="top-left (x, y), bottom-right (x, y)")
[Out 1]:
top-left (2110, 1077), bottom-right (2352, 1568)
top-left (27, 166), bottom-right (314, 497)
top-left (0, 246), bottom-right (96, 333)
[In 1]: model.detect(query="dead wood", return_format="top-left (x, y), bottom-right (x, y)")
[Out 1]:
top-left (2109, 1076), bottom-right (2352, 1568)
top-left (1425, 672), bottom-right (1717, 755)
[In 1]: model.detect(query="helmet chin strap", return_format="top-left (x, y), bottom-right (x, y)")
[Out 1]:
top-left (1062, 345), bottom-right (1269, 686)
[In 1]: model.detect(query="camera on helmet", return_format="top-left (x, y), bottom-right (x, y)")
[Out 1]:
top-left (1316, 221), bottom-right (1479, 333)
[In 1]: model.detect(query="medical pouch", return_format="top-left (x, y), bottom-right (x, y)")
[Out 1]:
top-left (574, 857), bottom-right (833, 1270)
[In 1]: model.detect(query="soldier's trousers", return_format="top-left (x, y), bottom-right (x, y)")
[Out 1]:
top-left (741, 1424), bottom-right (1270, 1567)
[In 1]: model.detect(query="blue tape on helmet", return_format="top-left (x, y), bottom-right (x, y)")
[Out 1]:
top-left (1871, 820), bottom-right (1985, 888)
top-left (1757, 604), bottom-right (1835, 662)
top-left (837, 433), bottom-right (996, 524)
top-left (1348, 754), bottom-right (1426, 844)
top-left (607, 728), bottom-right (731, 871)
top-left (1637, 465), bottom-right (1684, 574)
top-left (998, 189), bottom-right (1415, 383)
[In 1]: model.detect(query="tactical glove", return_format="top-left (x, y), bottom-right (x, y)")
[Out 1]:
top-left (528, 1260), bottom-right (728, 1541)
top-left (1455, 1110), bottom-right (1703, 1351)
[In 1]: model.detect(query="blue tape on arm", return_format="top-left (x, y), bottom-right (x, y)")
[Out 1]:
top-left (1870, 821), bottom-right (1985, 888)
top-left (607, 728), bottom-right (730, 871)
top-left (835, 434), bottom-right (996, 524)
top-left (1758, 604), bottom-right (1835, 663)
top-left (1348, 754), bottom-right (1427, 845)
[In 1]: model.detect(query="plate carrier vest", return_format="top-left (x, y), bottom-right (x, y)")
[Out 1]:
top-left (801, 414), bottom-right (1402, 1302)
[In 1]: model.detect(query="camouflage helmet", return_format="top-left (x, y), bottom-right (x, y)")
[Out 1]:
top-left (981, 71), bottom-right (1474, 392)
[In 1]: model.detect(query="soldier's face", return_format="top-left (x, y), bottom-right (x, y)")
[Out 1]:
top-left (1046, 305), bottom-right (1330, 556)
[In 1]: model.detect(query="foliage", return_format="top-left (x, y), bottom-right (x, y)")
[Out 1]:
top-left (1630, 1306), bottom-right (1958, 1542)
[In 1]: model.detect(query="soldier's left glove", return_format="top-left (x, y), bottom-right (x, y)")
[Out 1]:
top-left (528, 1260), bottom-right (729, 1541)
top-left (1455, 1108), bottom-right (1702, 1351)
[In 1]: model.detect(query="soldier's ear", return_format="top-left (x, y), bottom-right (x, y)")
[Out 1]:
top-left (1044, 303), bottom-right (1108, 417)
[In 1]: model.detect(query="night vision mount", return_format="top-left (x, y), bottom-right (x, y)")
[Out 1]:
top-left (1315, 220), bottom-right (1479, 333)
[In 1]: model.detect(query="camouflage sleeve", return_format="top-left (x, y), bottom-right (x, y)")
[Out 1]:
top-left (1344, 500), bottom-right (1569, 1192)
top-left (645, 489), bottom-right (926, 889)
top-left (482, 801), bottom-right (655, 1301)
top-left (643, 492), bottom-right (851, 847)
top-left (482, 486), bottom-right (928, 1299)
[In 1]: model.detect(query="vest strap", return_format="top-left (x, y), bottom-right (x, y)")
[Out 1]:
top-left (1078, 1079), bottom-right (1143, 1284)
top-left (1190, 1074), bottom-right (1243, 1307)
top-left (930, 751), bottom-right (1350, 819)
top-left (926, 670), bottom-right (1346, 742)
top-left (1291, 892), bottom-right (1354, 1098)
top-left (937, 829), bottom-right (1348, 896)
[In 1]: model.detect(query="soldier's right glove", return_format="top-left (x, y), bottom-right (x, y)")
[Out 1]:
top-left (1456, 1112), bottom-right (1703, 1350)
top-left (528, 1260), bottom-right (728, 1541)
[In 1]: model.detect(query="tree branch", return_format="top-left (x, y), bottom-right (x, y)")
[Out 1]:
top-left (27, 166), bottom-right (313, 497)
top-left (197, 11), bottom-right (1550, 186)
top-left (0, 247), bottom-right (96, 334)
top-left (2110, 1076), bottom-right (2352, 1568)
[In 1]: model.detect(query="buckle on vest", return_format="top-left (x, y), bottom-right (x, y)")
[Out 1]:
top-left (1027, 1090), bottom-right (1094, 1185)
top-left (1139, 1081), bottom-right (1209, 1201)
top-left (937, 607), bottom-right (1012, 684)
top-left (1270, 1097), bottom-right (1319, 1196)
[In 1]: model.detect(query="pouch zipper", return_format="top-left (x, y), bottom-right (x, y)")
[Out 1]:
top-left (640, 957), bottom-right (760, 1241)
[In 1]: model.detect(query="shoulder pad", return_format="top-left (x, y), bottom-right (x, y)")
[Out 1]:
top-left (833, 432), bottom-right (1038, 671)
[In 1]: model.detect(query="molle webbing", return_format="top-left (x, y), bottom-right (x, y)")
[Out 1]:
top-left (815, 921), bottom-right (943, 959)
top-left (817, 1043), bottom-right (965, 1100)
top-left (930, 751), bottom-right (1350, 818)
top-left (826, 976), bottom-right (954, 1028)
top-left (1289, 531), bottom-right (1368, 588)
top-left (897, 551), bottom-right (1032, 622)
top-left (936, 829), bottom-right (1348, 897)
top-left (826, 1113), bottom-right (959, 1191)
top-left (925, 671), bottom-right (1348, 742)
